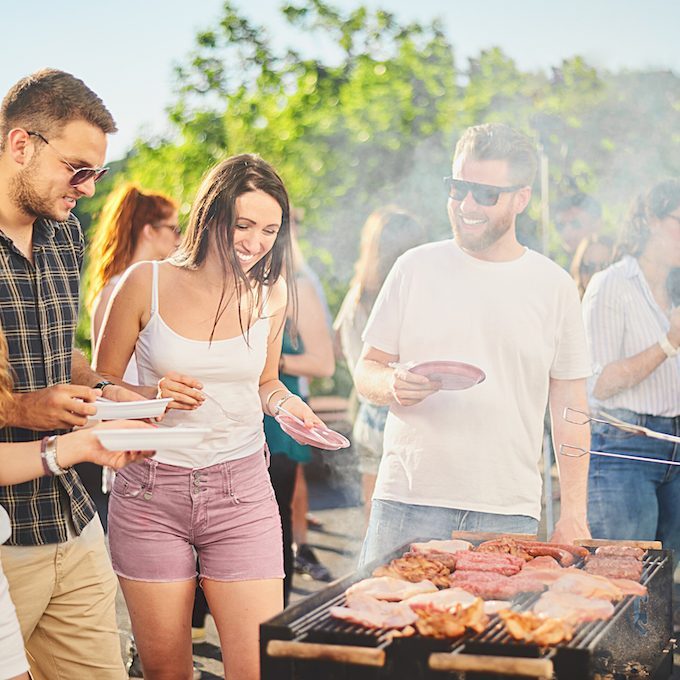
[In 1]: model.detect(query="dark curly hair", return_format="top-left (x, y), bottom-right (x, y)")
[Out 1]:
top-left (615, 179), bottom-right (680, 259)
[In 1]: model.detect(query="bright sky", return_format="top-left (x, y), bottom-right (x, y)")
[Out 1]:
top-left (3, 0), bottom-right (678, 161)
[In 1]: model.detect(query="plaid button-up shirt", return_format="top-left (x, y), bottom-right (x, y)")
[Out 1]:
top-left (0, 215), bottom-right (96, 545)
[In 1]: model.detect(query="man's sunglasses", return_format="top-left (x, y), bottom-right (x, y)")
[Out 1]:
top-left (27, 131), bottom-right (109, 186)
top-left (443, 177), bottom-right (525, 207)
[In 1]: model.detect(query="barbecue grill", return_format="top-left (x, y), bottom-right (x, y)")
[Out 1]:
top-left (260, 540), bottom-right (675, 679)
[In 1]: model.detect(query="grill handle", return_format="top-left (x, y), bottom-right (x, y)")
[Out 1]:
top-left (429, 653), bottom-right (553, 678)
top-left (266, 640), bottom-right (386, 667)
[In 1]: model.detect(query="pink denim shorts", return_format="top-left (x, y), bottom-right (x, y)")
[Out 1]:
top-left (108, 449), bottom-right (284, 582)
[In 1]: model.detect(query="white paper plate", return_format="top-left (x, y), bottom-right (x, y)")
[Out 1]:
top-left (94, 427), bottom-right (211, 451)
top-left (88, 398), bottom-right (173, 421)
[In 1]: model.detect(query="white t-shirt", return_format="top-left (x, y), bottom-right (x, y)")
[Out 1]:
top-left (363, 240), bottom-right (591, 519)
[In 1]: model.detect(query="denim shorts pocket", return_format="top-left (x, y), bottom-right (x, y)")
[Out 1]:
top-left (110, 464), bottom-right (149, 499)
top-left (227, 457), bottom-right (275, 504)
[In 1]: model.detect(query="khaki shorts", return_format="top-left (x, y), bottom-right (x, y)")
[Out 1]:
top-left (0, 517), bottom-right (126, 680)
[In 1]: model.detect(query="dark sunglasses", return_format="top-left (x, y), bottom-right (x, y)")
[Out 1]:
top-left (443, 177), bottom-right (525, 207)
top-left (27, 131), bottom-right (109, 186)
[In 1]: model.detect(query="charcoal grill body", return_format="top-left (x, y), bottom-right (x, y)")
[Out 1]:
top-left (260, 543), bottom-right (674, 679)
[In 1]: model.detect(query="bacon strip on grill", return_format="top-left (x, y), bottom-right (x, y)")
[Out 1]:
top-left (449, 571), bottom-right (546, 600)
top-left (453, 551), bottom-right (524, 575)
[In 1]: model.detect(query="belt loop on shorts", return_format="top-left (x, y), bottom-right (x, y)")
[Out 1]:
top-left (220, 461), bottom-right (239, 503)
top-left (143, 459), bottom-right (158, 500)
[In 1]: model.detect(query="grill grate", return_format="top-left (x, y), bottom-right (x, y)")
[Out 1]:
top-left (262, 542), bottom-right (673, 680)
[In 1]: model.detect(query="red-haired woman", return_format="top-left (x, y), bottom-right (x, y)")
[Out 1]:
top-left (86, 183), bottom-right (180, 359)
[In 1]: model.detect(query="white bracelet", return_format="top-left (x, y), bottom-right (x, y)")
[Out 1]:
top-left (265, 387), bottom-right (289, 415)
top-left (274, 393), bottom-right (296, 415)
top-left (658, 333), bottom-right (679, 358)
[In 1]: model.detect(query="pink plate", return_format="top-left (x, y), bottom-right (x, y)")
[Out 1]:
top-left (275, 413), bottom-right (350, 450)
top-left (409, 360), bottom-right (486, 390)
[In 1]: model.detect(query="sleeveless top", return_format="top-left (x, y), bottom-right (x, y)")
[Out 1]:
top-left (135, 261), bottom-right (269, 468)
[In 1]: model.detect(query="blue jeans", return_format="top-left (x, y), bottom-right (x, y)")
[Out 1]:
top-left (358, 499), bottom-right (538, 567)
top-left (588, 408), bottom-right (680, 562)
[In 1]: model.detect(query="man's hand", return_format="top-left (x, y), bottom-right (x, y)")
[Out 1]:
top-left (391, 366), bottom-right (441, 406)
top-left (550, 515), bottom-right (591, 545)
top-left (10, 385), bottom-right (99, 430)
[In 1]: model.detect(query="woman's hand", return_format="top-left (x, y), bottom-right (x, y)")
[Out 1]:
top-left (157, 371), bottom-right (205, 412)
top-left (58, 420), bottom-right (156, 470)
top-left (277, 394), bottom-right (325, 429)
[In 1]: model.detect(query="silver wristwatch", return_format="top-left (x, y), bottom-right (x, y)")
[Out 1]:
top-left (41, 435), bottom-right (67, 476)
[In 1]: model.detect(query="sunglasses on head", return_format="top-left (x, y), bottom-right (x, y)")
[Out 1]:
top-left (27, 131), bottom-right (109, 186)
top-left (443, 177), bottom-right (525, 207)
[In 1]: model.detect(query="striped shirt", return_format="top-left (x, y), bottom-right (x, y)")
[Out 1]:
top-left (582, 255), bottom-right (680, 417)
top-left (0, 216), bottom-right (96, 545)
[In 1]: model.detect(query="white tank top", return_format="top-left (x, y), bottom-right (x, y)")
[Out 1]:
top-left (135, 261), bottom-right (268, 468)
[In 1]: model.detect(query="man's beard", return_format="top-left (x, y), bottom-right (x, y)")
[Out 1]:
top-left (8, 165), bottom-right (64, 222)
top-left (453, 206), bottom-right (514, 253)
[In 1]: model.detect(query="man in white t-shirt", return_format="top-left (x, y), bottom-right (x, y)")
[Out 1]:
top-left (354, 123), bottom-right (592, 564)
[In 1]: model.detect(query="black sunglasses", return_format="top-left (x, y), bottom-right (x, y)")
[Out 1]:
top-left (27, 131), bottom-right (109, 186)
top-left (443, 177), bottom-right (525, 207)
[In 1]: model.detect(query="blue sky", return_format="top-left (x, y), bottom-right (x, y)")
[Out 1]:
top-left (3, 0), bottom-right (679, 161)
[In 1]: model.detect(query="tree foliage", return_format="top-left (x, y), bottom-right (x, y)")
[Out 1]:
top-left (77, 0), bottom-right (680, 353)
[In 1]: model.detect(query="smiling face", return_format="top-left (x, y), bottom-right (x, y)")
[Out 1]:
top-left (9, 120), bottom-right (107, 222)
top-left (447, 156), bottom-right (531, 260)
top-left (232, 190), bottom-right (283, 272)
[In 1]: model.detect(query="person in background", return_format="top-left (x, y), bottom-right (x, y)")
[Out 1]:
top-left (554, 192), bottom-right (603, 256)
top-left (83, 183), bottom-right (180, 526)
top-left (0, 68), bottom-right (143, 680)
top-left (87, 182), bottom-right (180, 352)
top-left (265, 226), bottom-right (335, 604)
top-left (582, 179), bottom-right (680, 559)
top-left (334, 206), bottom-right (426, 520)
top-left (95, 153), bottom-right (324, 680)
top-left (354, 123), bottom-right (592, 565)
top-left (0, 331), bottom-right (153, 680)
top-left (569, 233), bottom-right (614, 298)
top-left (284, 209), bottom-right (336, 583)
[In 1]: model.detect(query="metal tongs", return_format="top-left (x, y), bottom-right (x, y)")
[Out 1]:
top-left (561, 407), bottom-right (680, 466)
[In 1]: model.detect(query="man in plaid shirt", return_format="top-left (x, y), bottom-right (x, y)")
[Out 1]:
top-left (0, 70), bottom-right (143, 679)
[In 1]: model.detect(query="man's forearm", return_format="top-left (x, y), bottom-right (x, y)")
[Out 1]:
top-left (354, 359), bottom-right (395, 406)
top-left (71, 348), bottom-right (101, 387)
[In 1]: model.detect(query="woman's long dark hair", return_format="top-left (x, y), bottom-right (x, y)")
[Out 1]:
top-left (615, 179), bottom-right (680, 260)
top-left (171, 154), bottom-right (295, 342)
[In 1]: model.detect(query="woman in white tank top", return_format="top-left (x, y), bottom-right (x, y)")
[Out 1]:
top-left (95, 154), bottom-right (324, 680)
